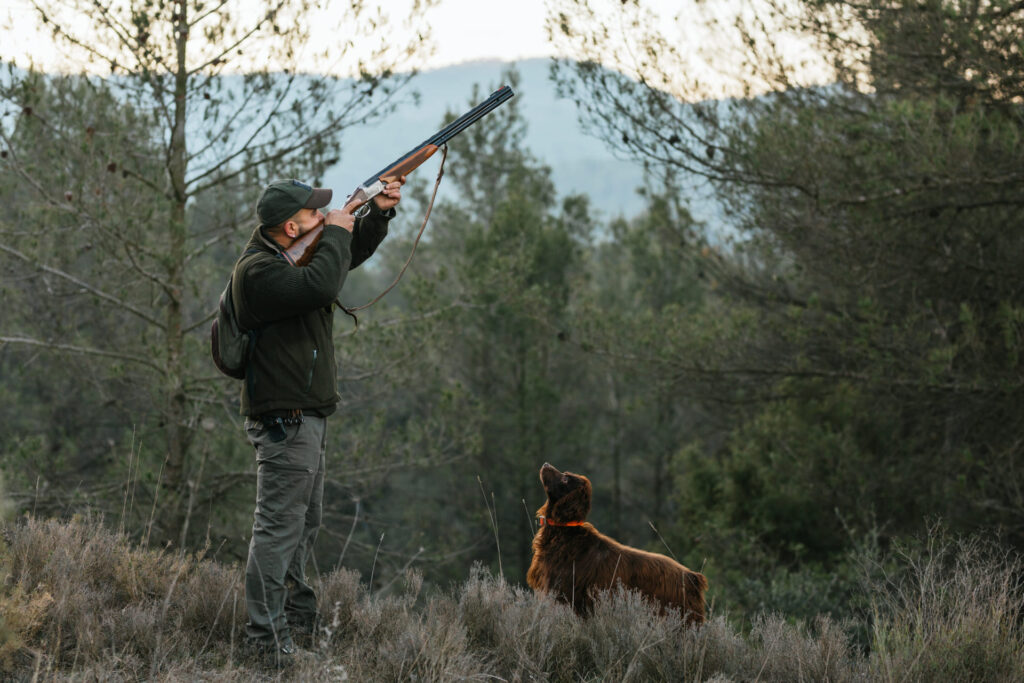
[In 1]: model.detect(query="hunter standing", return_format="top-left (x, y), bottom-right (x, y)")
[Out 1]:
top-left (233, 177), bottom-right (403, 660)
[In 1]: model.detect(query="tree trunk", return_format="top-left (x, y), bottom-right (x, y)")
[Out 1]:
top-left (515, 335), bottom-right (529, 580)
top-left (163, 2), bottom-right (191, 544)
top-left (608, 371), bottom-right (621, 538)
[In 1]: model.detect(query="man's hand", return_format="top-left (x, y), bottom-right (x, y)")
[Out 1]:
top-left (325, 202), bottom-right (359, 233)
top-left (325, 176), bottom-right (404, 232)
top-left (373, 176), bottom-right (406, 211)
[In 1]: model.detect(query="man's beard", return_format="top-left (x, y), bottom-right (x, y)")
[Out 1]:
top-left (299, 216), bottom-right (325, 237)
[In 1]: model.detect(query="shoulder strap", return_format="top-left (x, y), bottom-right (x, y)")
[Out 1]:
top-left (232, 247), bottom-right (279, 400)
top-left (232, 247), bottom-right (282, 331)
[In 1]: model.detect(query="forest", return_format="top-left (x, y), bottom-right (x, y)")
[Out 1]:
top-left (1, 0), bottom-right (1023, 679)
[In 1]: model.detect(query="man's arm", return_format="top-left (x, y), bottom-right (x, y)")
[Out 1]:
top-left (241, 226), bottom-right (353, 326)
top-left (350, 176), bottom-right (403, 270)
top-left (241, 178), bottom-right (403, 325)
top-left (350, 204), bottom-right (394, 270)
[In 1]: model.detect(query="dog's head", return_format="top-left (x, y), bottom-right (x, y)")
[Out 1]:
top-left (538, 463), bottom-right (592, 524)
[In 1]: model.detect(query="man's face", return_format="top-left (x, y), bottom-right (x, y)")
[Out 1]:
top-left (288, 207), bottom-right (325, 237)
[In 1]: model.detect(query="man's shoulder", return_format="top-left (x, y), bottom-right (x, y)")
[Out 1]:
top-left (231, 244), bottom-right (282, 323)
top-left (235, 245), bottom-right (282, 278)
top-left (235, 227), bottom-right (284, 268)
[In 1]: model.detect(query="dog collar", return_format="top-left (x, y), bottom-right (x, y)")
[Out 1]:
top-left (539, 516), bottom-right (584, 527)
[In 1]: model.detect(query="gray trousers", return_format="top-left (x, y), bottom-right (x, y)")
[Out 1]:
top-left (243, 414), bottom-right (326, 644)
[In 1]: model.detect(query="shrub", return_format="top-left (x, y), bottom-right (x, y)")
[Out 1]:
top-left (866, 529), bottom-right (1024, 682)
top-left (1, 516), bottom-right (1021, 681)
top-left (1, 515), bottom-right (244, 676)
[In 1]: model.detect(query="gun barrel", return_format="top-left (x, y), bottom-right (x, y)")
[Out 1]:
top-left (362, 85), bottom-right (514, 186)
top-left (429, 85), bottom-right (514, 145)
top-left (286, 87), bottom-right (514, 268)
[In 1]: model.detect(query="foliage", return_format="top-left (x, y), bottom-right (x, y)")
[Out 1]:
top-left (547, 0), bottom-right (1024, 619)
top-left (0, 0), bottom-right (434, 546)
top-left (2, 1), bottom-right (1023, 658)
top-left (866, 526), bottom-right (1024, 682)
top-left (321, 72), bottom-right (599, 585)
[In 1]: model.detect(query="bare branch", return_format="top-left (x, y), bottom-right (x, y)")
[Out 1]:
top-left (0, 335), bottom-right (163, 373)
top-left (188, 0), bottom-right (233, 29)
top-left (0, 128), bottom-right (78, 214)
top-left (185, 227), bottom-right (241, 264)
top-left (185, 73), bottom-right (297, 179)
top-left (0, 243), bottom-right (167, 329)
top-left (184, 78), bottom-right (269, 166)
top-left (185, 1), bottom-right (287, 77)
top-left (29, 3), bottom-right (123, 74)
top-left (122, 242), bottom-right (177, 301)
top-left (336, 301), bottom-right (482, 339)
top-left (85, 0), bottom-right (172, 75)
top-left (183, 307), bottom-right (217, 334)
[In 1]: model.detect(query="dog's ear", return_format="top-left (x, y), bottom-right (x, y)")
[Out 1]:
top-left (550, 477), bottom-right (591, 522)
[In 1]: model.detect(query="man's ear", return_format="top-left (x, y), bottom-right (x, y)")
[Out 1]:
top-left (282, 219), bottom-right (300, 239)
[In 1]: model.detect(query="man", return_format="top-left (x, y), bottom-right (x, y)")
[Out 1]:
top-left (232, 177), bottom-right (403, 663)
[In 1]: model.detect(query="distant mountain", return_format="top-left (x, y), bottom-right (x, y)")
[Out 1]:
top-left (325, 58), bottom-right (711, 222)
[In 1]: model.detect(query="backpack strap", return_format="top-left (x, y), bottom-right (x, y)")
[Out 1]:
top-left (232, 247), bottom-right (277, 330)
top-left (235, 247), bottom-right (283, 404)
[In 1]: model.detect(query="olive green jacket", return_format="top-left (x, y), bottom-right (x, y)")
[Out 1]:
top-left (232, 205), bottom-right (393, 416)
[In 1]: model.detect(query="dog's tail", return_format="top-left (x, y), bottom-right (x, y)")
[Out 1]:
top-left (682, 570), bottom-right (709, 625)
top-left (686, 570), bottom-right (709, 595)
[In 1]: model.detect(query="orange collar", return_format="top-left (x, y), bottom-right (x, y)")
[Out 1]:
top-left (539, 516), bottom-right (585, 527)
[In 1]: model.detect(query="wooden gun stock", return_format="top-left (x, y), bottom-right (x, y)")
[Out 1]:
top-left (381, 144), bottom-right (440, 183)
top-left (281, 227), bottom-right (322, 267)
top-left (282, 86), bottom-right (514, 267)
top-left (281, 145), bottom-right (440, 267)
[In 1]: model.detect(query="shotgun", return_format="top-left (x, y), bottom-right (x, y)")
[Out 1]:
top-left (282, 85), bottom-right (515, 266)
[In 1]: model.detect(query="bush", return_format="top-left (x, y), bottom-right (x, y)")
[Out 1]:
top-left (866, 528), bottom-right (1024, 682)
top-left (1, 515), bottom-right (245, 675)
top-left (1, 516), bottom-right (1021, 681)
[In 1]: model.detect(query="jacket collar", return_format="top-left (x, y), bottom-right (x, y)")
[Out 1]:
top-left (241, 225), bottom-right (292, 262)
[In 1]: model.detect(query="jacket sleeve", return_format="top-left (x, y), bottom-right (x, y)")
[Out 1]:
top-left (349, 203), bottom-right (394, 270)
top-left (241, 225), bottom-right (353, 326)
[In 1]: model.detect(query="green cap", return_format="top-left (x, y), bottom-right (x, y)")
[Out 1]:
top-left (256, 179), bottom-right (333, 227)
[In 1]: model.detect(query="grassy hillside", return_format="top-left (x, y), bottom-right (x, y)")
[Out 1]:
top-left (1, 516), bottom-right (1022, 681)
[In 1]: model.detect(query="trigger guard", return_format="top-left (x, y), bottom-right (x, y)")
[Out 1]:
top-left (354, 203), bottom-right (371, 218)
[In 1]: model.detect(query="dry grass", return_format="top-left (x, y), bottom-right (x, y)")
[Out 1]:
top-left (865, 530), bottom-right (1024, 682)
top-left (1, 516), bottom-right (1021, 681)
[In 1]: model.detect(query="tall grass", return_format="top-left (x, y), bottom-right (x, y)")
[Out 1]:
top-left (865, 530), bottom-right (1024, 682)
top-left (1, 515), bottom-right (1021, 681)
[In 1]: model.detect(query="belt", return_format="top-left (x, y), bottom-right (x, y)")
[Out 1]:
top-left (257, 408), bottom-right (304, 425)
top-left (256, 409), bottom-right (303, 443)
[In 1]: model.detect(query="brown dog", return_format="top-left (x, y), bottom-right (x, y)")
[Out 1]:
top-left (526, 463), bottom-right (707, 624)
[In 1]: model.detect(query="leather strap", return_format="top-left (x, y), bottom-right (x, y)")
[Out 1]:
top-left (337, 144), bottom-right (450, 327)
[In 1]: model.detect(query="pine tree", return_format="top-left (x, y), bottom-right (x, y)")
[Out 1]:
top-left (0, 0), bottom-right (435, 544)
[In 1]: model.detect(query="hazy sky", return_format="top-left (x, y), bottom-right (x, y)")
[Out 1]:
top-left (2, 0), bottom-right (650, 71)
top-left (408, 0), bottom-right (569, 67)
top-left (2, 0), bottom-right (827, 98)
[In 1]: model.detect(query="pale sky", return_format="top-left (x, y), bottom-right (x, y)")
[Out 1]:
top-left (410, 0), bottom-right (567, 67)
top-left (2, 0), bottom-right (830, 100)
top-left (2, 0), bottom-right (569, 71)
top-left (1, 0), bottom-right (686, 72)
